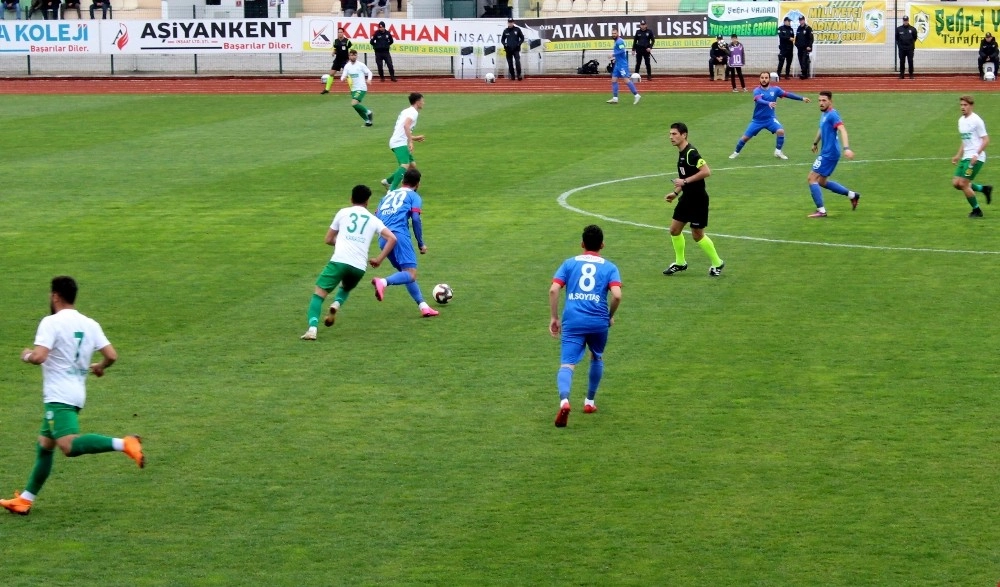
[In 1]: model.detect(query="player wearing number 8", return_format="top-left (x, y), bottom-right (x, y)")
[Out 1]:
top-left (549, 225), bottom-right (622, 428)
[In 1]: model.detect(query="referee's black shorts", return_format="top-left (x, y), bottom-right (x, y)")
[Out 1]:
top-left (673, 193), bottom-right (710, 229)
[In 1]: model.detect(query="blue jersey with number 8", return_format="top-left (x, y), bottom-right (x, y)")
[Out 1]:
top-left (552, 253), bottom-right (622, 332)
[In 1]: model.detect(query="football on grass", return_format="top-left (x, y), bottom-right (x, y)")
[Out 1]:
top-left (432, 284), bottom-right (454, 304)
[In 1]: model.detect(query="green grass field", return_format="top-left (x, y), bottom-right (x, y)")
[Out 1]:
top-left (1, 90), bottom-right (999, 586)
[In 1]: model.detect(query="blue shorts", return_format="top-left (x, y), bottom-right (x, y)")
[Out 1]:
top-left (812, 154), bottom-right (840, 178)
top-left (559, 328), bottom-right (609, 365)
top-left (381, 231), bottom-right (417, 270)
top-left (744, 119), bottom-right (782, 138)
top-left (611, 65), bottom-right (630, 79)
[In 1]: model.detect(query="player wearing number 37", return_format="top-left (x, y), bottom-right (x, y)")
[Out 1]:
top-left (549, 224), bottom-right (622, 428)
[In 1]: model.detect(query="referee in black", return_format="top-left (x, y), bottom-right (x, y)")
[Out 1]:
top-left (632, 19), bottom-right (655, 80)
top-left (322, 28), bottom-right (352, 94)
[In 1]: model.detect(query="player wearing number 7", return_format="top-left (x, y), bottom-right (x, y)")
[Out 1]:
top-left (549, 224), bottom-right (622, 428)
top-left (301, 184), bottom-right (397, 341)
top-left (2, 276), bottom-right (144, 516)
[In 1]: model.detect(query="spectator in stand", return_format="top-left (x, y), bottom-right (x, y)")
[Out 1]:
top-left (62, 0), bottom-right (82, 18)
top-left (777, 16), bottom-right (795, 80)
top-left (340, 0), bottom-right (357, 16)
top-left (371, 0), bottom-right (389, 18)
top-left (709, 35), bottom-right (728, 81)
top-left (501, 18), bottom-right (524, 81)
top-left (979, 32), bottom-right (999, 80)
top-left (795, 15), bottom-right (813, 79)
top-left (896, 15), bottom-right (917, 79)
top-left (2, 0), bottom-right (23, 19)
top-left (28, 0), bottom-right (59, 19)
top-left (727, 34), bottom-right (747, 92)
top-left (371, 21), bottom-right (396, 82)
top-left (632, 19), bottom-right (655, 81)
top-left (89, 0), bottom-right (110, 19)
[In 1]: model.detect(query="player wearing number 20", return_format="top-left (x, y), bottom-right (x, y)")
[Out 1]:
top-left (549, 224), bottom-right (622, 428)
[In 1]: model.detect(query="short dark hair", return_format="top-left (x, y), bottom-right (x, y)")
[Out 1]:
top-left (820, 90), bottom-right (833, 100)
top-left (408, 92), bottom-right (423, 105)
top-left (351, 184), bottom-right (373, 205)
top-left (51, 275), bottom-right (78, 304)
top-left (582, 225), bottom-right (604, 252)
top-left (402, 168), bottom-right (422, 187)
top-left (670, 121), bottom-right (688, 135)
top-left (348, 49), bottom-right (358, 56)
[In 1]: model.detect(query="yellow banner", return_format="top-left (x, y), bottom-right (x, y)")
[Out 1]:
top-left (783, 1), bottom-right (888, 44)
top-left (909, 3), bottom-right (998, 49)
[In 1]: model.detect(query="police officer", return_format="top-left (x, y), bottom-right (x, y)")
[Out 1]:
top-left (979, 32), bottom-right (999, 80)
top-left (795, 15), bottom-right (813, 79)
top-left (632, 19), bottom-right (655, 81)
top-left (896, 15), bottom-right (917, 79)
top-left (777, 16), bottom-right (795, 80)
top-left (709, 34), bottom-right (728, 81)
top-left (501, 18), bottom-right (524, 81)
top-left (371, 21), bottom-right (396, 82)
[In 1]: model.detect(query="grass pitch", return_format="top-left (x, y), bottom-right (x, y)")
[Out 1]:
top-left (1, 90), bottom-right (999, 586)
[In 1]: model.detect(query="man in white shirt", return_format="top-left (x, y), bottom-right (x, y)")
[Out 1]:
top-left (380, 92), bottom-right (425, 192)
top-left (340, 49), bottom-right (375, 127)
top-left (951, 94), bottom-right (993, 218)
top-left (301, 184), bottom-right (397, 340)
top-left (2, 276), bottom-right (144, 516)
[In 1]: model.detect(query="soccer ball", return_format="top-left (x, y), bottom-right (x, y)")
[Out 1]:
top-left (484, 72), bottom-right (496, 83)
top-left (321, 74), bottom-right (330, 84)
top-left (770, 72), bottom-right (779, 82)
top-left (432, 283), bottom-right (454, 304)
top-left (630, 72), bottom-right (641, 84)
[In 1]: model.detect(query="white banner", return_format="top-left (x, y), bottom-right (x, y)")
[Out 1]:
top-left (98, 19), bottom-right (302, 54)
top-left (0, 21), bottom-right (101, 54)
top-left (301, 17), bottom-right (533, 55)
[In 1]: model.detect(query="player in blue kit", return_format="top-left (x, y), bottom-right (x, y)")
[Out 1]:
top-left (371, 168), bottom-right (439, 317)
top-left (549, 225), bottom-right (622, 428)
top-left (807, 91), bottom-right (861, 218)
top-left (729, 71), bottom-right (811, 160)
top-left (606, 25), bottom-right (640, 105)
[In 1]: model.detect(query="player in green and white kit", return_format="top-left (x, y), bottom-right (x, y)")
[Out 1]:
top-left (381, 92), bottom-right (425, 191)
top-left (302, 184), bottom-right (397, 340)
top-left (340, 49), bottom-right (375, 127)
top-left (952, 95), bottom-right (993, 217)
top-left (2, 276), bottom-right (144, 516)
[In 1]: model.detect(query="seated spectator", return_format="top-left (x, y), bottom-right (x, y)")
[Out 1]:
top-left (371, 0), bottom-right (388, 17)
top-left (340, 0), bottom-right (357, 16)
top-left (1, 0), bottom-right (23, 19)
top-left (979, 32), bottom-right (999, 80)
top-left (62, 0), bottom-right (82, 18)
top-left (40, 0), bottom-right (60, 18)
top-left (89, 0), bottom-right (109, 19)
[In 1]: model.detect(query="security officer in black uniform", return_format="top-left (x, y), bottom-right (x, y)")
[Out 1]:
top-left (501, 18), bottom-right (525, 81)
top-left (632, 19), bottom-right (655, 81)
top-left (777, 16), bottom-right (795, 80)
top-left (709, 35), bottom-right (728, 81)
top-left (895, 15), bottom-right (918, 79)
top-left (979, 32), bottom-right (999, 80)
top-left (795, 15), bottom-right (813, 79)
top-left (371, 21), bottom-right (396, 82)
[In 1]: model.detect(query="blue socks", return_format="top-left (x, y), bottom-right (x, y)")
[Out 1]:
top-left (557, 367), bottom-right (573, 401)
top-left (611, 81), bottom-right (619, 97)
top-left (587, 359), bottom-right (604, 401)
top-left (735, 139), bottom-right (746, 153)
top-left (825, 180), bottom-right (849, 196)
top-left (810, 183), bottom-right (824, 207)
top-left (386, 272), bottom-right (413, 286)
top-left (626, 81), bottom-right (637, 94)
top-left (776, 135), bottom-right (785, 150)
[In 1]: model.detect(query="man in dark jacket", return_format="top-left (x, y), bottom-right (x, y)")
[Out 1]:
top-left (777, 16), bottom-right (795, 80)
top-left (979, 32), bottom-right (999, 79)
top-left (795, 15), bottom-right (813, 79)
top-left (370, 21), bottom-right (396, 82)
top-left (709, 35), bottom-right (728, 81)
top-left (895, 15), bottom-right (918, 79)
top-left (500, 18), bottom-right (524, 81)
top-left (632, 20), bottom-right (655, 81)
